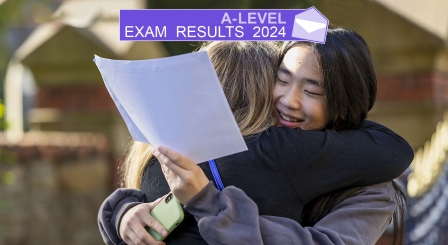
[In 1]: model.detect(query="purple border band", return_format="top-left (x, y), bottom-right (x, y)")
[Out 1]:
top-left (120, 9), bottom-right (327, 41)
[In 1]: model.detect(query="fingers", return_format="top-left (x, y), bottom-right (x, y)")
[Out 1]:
top-left (129, 223), bottom-right (162, 245)
top-left (140, 209), bottom-right (168, 239)
top-left (123, 232), bottom-right (138, 245)
top-left (157, 146), bottom-right (181, 162)
top-left (153, 146), bottom-right (209, 204)
top-left (120, 203), bottom-right (168, 245)
top-left (160, 164), bottom-right (175, 184)
top-left (126, 230), bottom-right (165, 245)
top-left (153, 148), bottom-right (185, 176)
top-left (122, 221), bottom-right (152, 245)
top-left (125, 228), bottom-right (148, 245)
top-left (157, 146), bottom-right (196, 170)
top-left (147, 195), bottom-right (166, 210)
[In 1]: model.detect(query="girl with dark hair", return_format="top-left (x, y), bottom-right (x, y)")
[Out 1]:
top-left (279, 30), bottom-right (406, 244)
top-left (99, 29), bottom-right (411, 245)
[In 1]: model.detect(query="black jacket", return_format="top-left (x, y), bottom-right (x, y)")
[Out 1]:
top-left (100, 120), bottom-right (414, 244)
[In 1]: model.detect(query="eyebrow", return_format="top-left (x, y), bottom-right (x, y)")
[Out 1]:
top-left (279, 65), bottom-right (324, 87)
top-left (278, 66), bottom-right (292, 77)
top-left (304, 78), bottom-right (324, 87)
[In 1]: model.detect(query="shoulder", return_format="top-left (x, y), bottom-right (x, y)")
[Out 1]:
top-left (340, 182), bottom-right (397, 209)
top-left (357, 182), bottom-right (396, 196)
top-left (106, 188), bottom-right (145, 207)
top-left (251, 126), bottom-right (325, 145)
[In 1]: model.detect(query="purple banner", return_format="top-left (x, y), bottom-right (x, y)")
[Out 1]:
top-left (120, 7), bottom-right (329, 43)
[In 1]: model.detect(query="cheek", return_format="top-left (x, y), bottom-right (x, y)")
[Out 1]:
top-left (273, 84), bottom-right (282, 102)
top-left (304, 99), bottom-right (328, 128)
top-left (315, 100), bottom-right (329, 127)
top-left (317, 104), bottom-right (328, 125)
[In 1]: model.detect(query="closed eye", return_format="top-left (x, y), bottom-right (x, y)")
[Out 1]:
top-left (277, 78), bottom-right (289, 85)
top-left (305, 90), bottom-right (322, 96)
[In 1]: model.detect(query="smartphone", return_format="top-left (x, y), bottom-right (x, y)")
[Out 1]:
top-left (147, 192), bottom-right (184, 241)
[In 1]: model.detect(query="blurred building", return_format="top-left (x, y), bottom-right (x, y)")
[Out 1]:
top-left (5, 0), bottom-right (167, 153)
top-left (316, 0), bottom-right (448, 150)
top-left (7, 0), bottom-right (446, 153)
top-left (317, 1), bottom-right (448, 244)
top-left (1, 0), bottom-right (167, 244)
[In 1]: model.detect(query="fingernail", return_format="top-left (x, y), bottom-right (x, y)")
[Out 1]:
top-left (161, 230), bottom-right (167, 236)
top-left (158, 146), bottom-right (165, 152)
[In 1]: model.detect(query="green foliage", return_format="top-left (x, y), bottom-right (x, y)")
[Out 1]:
top-left (0, 99), bottom-right (7, 130)
top-left (0, 148), bottom-right (16, 166)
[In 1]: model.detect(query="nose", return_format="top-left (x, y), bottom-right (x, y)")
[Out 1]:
top-left (280, 86), bottom-right (301, 110)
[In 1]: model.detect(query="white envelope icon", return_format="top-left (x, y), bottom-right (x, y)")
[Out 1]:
top-left (295, 18), bottom-right (327, 33)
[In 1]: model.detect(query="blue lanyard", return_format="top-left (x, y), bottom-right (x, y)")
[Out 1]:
top-left (208, 159), bottom-right (224, 191)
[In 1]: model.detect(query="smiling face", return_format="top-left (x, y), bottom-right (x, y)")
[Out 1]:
top-left (273, 45), bottom-right (328, 130)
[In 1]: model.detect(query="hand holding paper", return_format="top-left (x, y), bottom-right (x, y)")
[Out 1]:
top-left (153, 146), bottom-right (209, 204)
top-left (93, 51), bottom-right (247, 163)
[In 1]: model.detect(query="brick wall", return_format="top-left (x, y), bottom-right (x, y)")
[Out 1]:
top-left (377, 72), bottom-right (448, 105)
top-left (36, 85), bottom-right (115, 110)
top-left (35, 73), bottom-right (448, 110)
top-left (434, 72), bottom-right (448, 105)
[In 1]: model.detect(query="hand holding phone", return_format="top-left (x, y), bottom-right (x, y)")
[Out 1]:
top-left (119, 197), bottom-right (168, 245)
top-left (147, 192), bottom-right (184, 241)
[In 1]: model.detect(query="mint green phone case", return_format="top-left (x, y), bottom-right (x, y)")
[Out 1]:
top-left (147, 193), bottom-right (184, 241)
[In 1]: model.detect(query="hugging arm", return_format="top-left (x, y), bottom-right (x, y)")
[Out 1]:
top-left (98, 189), bottom-right (167, 245)
top-left (185, 181), bottom-right (396, 245)
top-left (98, 188), bottom-right (145, 245)
top-left (98, 182), bottom-right (397, 245)
top-left (269, 120), bottom-right (413, 202)
top-left (98, 120), bottom-right (411, 243)
top-left (152, 137), bottom-right (403, 245)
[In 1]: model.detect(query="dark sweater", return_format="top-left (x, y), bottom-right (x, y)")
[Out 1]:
top-left (184, 181), bottom-right (397, 245)
top-left (138, 120), bottom-right (413, 244)
top-left (98, 181), bottom-right (397, 245)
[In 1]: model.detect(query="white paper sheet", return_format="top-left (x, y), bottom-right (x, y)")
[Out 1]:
top-left (94, 51), bottom-right (248, 163)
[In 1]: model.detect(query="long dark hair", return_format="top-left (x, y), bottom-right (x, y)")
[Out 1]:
top-left (280, 27), bottom-right (406, 245)
top-left (281, 27), bottom-right (377, 131)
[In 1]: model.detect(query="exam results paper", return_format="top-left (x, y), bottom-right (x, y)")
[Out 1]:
top-left (93, 51), bottom-right (248, 163)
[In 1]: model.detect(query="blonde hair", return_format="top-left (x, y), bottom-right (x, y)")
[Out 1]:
top-left (122, 42), bottom-right (279, 188)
